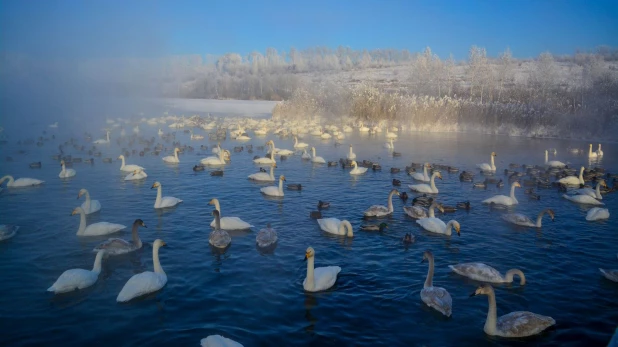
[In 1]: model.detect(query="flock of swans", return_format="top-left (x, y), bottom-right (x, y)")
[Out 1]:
top-left (1, 113), bottom-right (617, 345)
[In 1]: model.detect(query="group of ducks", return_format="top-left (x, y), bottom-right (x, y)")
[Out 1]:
top-left (1, 115), bottom-right (616, 345)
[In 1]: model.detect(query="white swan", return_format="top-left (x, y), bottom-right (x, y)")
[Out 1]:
top-left (303, 247), bottom-right (341, 292)
top-left (162, 147), bottom-right (180, 163)
top-left (58, 160), bottom-right (76, 178)
top-left (253, 145), bottom-right (276, 165)
top-left (118, 155), bottom-right (144, 172)
top-left (124, 169), bottom-right (148, 181)
top-left (93, 130), bottom-right (110, 144)
top-left (403, 201), bottom-right (444, 219)
top-left (260, 175), bottom-right (285, 197)
top-left (151, 181), bottom-right (182, 208)
top-left (586, 207), bottom-right (609, 221)
top-left (190, 130), bottom-right (204, 140)
top-left (545, 150), bottom-right (566, 168)
top-left (477, 152), bottom-right (497, 172)
top-left (411, 163), bottom-right (430, 182)
top-left (293, 136), bottom-right (308, 149)
top-left (49, 122), bottom-right (58, 128)
top-left (574, 179), bottom-right (605, 199)
top-left (248, 164), bottom-right (276, 182)
top-left (409, 171), bottom-right (442, 194)
top-left (450, 263), bottom-right (526, 284)
top-left (116, 239), bottom-right (168, 302)
top-left (301, 149), bottom-right (311, 160)
top-left (562, 193), bottom-right (604, 206)
top-left (482, 181), bottom-right (521, 206)
top-left (417, 219), bottom-right (461, 236)
top-left (0, 175), bottom-right (44, 188)
top-left (201, 335), bottom-right (243, 347)
top-left (47, 250), bottom-right (105, 294)
top-left (311, 147), bottom-right (326, 164)
top-left (350, 160), bottom-right (368, 175)
top-left (72, 207), bottom-right (125, 236)
top-left (558, 166), bottom-right (585, 186)
top-left (421, 250), bottom-right (452, 317)
top-left (208, 198), bottom-right (254, 230)
top-left (268, 140), bottom-right (294, 156)
top-left (201, 148), bottom-right (227, 166)
top-left (0, 225), bottom-right (19, 241)
top-left (501, 208), bottom-right (555, 228)
top-left (209, 210), bottom-right (231, 248)
top-left (384, 138), bottom-right (394, 149)
top-left (93, 219), bottom-right (146, 255)
top-left (596, 144), bottom-right (604, 157)
top-left (588, 144), bottom-right (598, 159)
top-left (347, 145), bottom-right (356, 160)
top-left (212, 142), bottom-right (222, 154)
top-left (317, 218), bottom-right (353, 237)
top-left (364, 189), bottom-right (400, 217)
top-left (600, 268), bottom-right (618, 282)
top-left (158, 128), bottom-right (163, 136)
top-left (470, 284), bottom-right (555, 337)
top-left (256, 223), bottom-right (277, 248)
top-left (78, 188), bottom-right (101, 214)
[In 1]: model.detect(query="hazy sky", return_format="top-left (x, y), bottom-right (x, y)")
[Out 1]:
top-left (1, 0), bottom-right (617, 59)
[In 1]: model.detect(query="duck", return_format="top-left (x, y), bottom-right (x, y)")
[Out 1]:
top-left (558, 166), bottom-right (585, 186)
top-left (562, 193), bottom-right (604, 206)
top-left (544, 150), bottom-right (566, 168)
top-left (470, 284), bottom-right (555, 337)
top-left (473, 179), bottom-right (489, 189)
top-left (200, 335), bottom-right (243, 347)
top-left (317, 200), bottom-right (330, 209)
top-left (586, 207), bottom-right (609, 221)
top-left (347, 144), bottom-right (357, 160)
top-left (287, 183), bottom-right (302, 190)
top-left (72, 207), bottom-right (125, 236)
top-left (116, 239), bottom-right (168, 302)
top-left (193, 164), bottom-right (205, 172)
top-left (482, 181), bottom-right (521, 206)
top-left (360, 223), bottom-right (388, 232)
top-left (456, 201), bottom-right (472, 210)
top-left (209, 210), bottom-right (231, 248)
top-left (311, 147), bottom-right (326, 164)
top-left (317, 218), bottom-right (353, 237)
top-left (417, 218), bottom-right (461, 236)
top-left (151, 181), bottom-right (182, 208)
top-left (477, 152), bottom-right (497, 172)
top-left (501, 208), bottom-right (555, 228)
top-left (303, 247), bottom-right (341, 292)
top-left (248, 164), bottom-right (276, 182)
top-left (404, 201), bottom-right (444, 219)
top-left (0, 225), bottom-right (19, 241)
top-left (117, 155), bottom-right (144, 172)
top-left (364, 189), bottom-right (400, 218)
top-left (349, 160), bottom-right (368, 175)
top-left (162, 147), bottom-right (180, 163)
top-left (256, 223), bottom-right (278, 248)
top-left (400, 191), bottom-right (409, 201)
top-left (93, 219), bottom-right (147, 255)
top-left (29, 162), bottom-right (42, 168)
top-left (411, 163), bottom-right (430, 182)
top-left (208, 198), bottom-right (253, 230)
top-left (402, 233), bottom-right (415, 244)
top-left (47, 250), bottom-right (105, 294)
top-left (210, 170), bottom-right (223, 176)
top-left (260, 175), bottom-right (285, 197)
top-left (421, 250), bottom-right (452, 317)
top-left (449, 263), bottom-right (526, 285)
top-left (409, 171), bottom-right (442, 194)
top-left (124, 169), bottom-right (148, 181)
top-left (58, 160), bottom-right (76, 178)
top-left (77, 188), bottom-right (101, 214)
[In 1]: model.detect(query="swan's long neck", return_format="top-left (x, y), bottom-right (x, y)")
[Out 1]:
top-left (505, 269), bottom-right (526, 285)
top-left (306, 256), bottom-right (315, 290)
top-left (312, 147), bottom-right (316, 157)
top-left (535, 210), bottom-right (547, 227)
top-left (61, 163), bottom-right (66, 173)
top-left (84, 190), bottom-right (91, 211)
top-left (578, 167), bottom-right (585, 184)
top-left (490, 154), bottom-right (495, 170)
top-left (106, 132), bottom-right (110, 142)
top-left (152, 244), bottom-right (165, 275)
top-left (174, 149), bottom-right (178, 160)
top-left (349, 146), bottom-right (353, 156)
top-left (213, 200), bottom-right (222, 216)
top-left (92, 250), bottom-right (104, 274)
top-left (0, 175), bottom-right (13, 186)
top-left (387, 191), bottom-right (395, 212)
top-left (339, 221), bottom-right (353, 237)
top-left (424, 253), bottom-right (435, 288)
top-left (76, 209), bottom-right (86, 235)
top-left (278, 178), bottom-right (284, 194)
top-left (120, 156), bottom-right (126, 169)
top-left (214, 213), bottom-right (222, 230)
top-left (484, 288), bottom-right (498, 335)
top-left (589, 144), bottom-right (593, 156)
top-left (155, 185), bottom-right (162, 206)
top-left (445, 220), bottom-right (455, 235)
top-left (509, 183), bottom-right (518, 203)
top-left (390, 139), bottom-right (394, 149)
top-left (423, 164), bottom-right (428, 179)
top-left (430, 173), bottom-right (437, 191)
top-left (545, 150), bottom-right (548, 164)
top-left (269, 166), bottom-right (275, 180)
top-left (131, 223), bottom-right (142, 249)
top-left (428, 202), bottom-right (438, 218)
top-left (595, 182), bottom-right (602, 199)
top-left (219, 149), bottom-right (225, 162)
top-left (270, 146), bottom-right (275, 161)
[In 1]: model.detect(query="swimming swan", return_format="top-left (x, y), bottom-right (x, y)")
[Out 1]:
top-left (347, 145), bottom-right (357, 160)
top-left (93, 219), bottom-right (146, 255)
top-left (558, 166), bottom-right (585, 186)
top-left (253, 144), bottom-right (276, 164)
top-left (417, 219), bottom-right (461, 236)
top-left (294, 136), bottom-right (309, 149)
top-left (78, 188), bottom-right (101, 214)
top-left (260, 175), bottom-right (285, 197)
top-left (350, 160), bottom-right (368, 175)
top-left (409, 171), bottom-right (442, 194)
top-left (248, 164), bottom-right (276, 181)
top-left (449, 263), bottom-right (526, 284)
top-left (209, 210), bottom-right (231, 248)
top-left (311, 147), bottom-right (326, 164)
top-left (411, 163), bottom-right (430, 182)
top-left (586, 207), bottom-right (609, 221)
top-left (201, 335), bottom-right (243, 347)
top-left (562, 194), bottom-right (604, 206)
top-left (117, 155), bottom-right (144, 172)
top-left (200, 148), bottom-right (227, 166)
top-left (588, 144), bottom-right (598, 159)
top-left (0, 175), bottom-right (44, 188)
top-left (421, 250), bottom-right (452, 317)
top-left (256, 223), bottom-right (277, 248)
top-left (59, 160), bottom-right (76, 178)
top-left (151, 181), bottom-right (182, 208)
top-left (162, 147), bottom-right (180, 163)
top-left (364, 189), bottom-right (400, 217)
top-left (124, 169), bottom-right (148, 181)
top-left (482, 181), bottom-right (521, 206)
top-left (477, 152), bottom-right (497, 172)
top-left (0, 225), bottom-right (19, 241)
top-left (208, 198), bottom-right (254, 230)
top-left (470, 284), bottom-right (555, 337)
top-left (574, 179), bottom-right (605, 199)
top-left (317, 218), bottom-right (353, 237)
top-left (93, 130), bottom-right (110, 144)
top-left (47, 250), bottom-right (105, 294)
top-left (501, 208), bottom-right (555, 227)
top-left (403, 201), bottom-right (444, 219)
top-left (596, 144), bottom-right (603, 157)
top-left (303, 246), bottom-right (341, 292)
top-left (545, 150), bottom-right (566, 168)
top-left (72, 207), bottom-right (126, 236)
top-left (116, 239), bottom-right (167, 302)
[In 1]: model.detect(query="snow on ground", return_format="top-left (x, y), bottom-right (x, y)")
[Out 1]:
top-left (154, 98), bottom-right (278, 118)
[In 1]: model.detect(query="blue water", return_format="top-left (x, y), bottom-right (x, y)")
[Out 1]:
top-left (0, 119), bottom-right (616, 346)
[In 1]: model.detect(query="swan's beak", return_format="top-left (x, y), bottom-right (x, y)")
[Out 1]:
top-left (161, 241), bottom-right (166, 246)
top-left (304, 251), bottom-right (311, 260)
top-left (420, 258), bottom-right (426, 264)
top-left (469, 291), bottom-right (478, 297)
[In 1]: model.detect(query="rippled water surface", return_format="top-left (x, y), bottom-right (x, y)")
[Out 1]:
top-left (1, 118), bottom-right (617, 346)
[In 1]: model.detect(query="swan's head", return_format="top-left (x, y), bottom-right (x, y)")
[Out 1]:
top-left (280, 175), bottom-right (286, 182)
top-left (391, 189), bottom-right (400, 196)
top-left (437, 204), bottom-right (445, 213)
top-left (70, 207), bottom-right (83, 216)
top-left (60, 160), bottom-right (65, 166)
top-left (117, 155), bottom-right (124, 160)
top-left (421, 250), bottom-right (433, 263)
top-left (151, 181), bottom-right (161, 189)
top-left (134, 219), bottom-right (147, 228)
top-left (470, 284), bottom-right (493, 297)
top-left (208, 198), bottom-right (219, 206)
top-left (491, 152), bottom-right (497, 157)
top-left (272, 163), bottom-right (277, 168)
top-left (77, 188), bottom-right (87, 199)
top-left (435, 172), bottom-right (443, 180)
top-left (513, 182), bottom-right (522, 188)
top-left (133, 169), bottom-right (139, 174)
top-left (547, 209), bottom-right (555, 221)
top-left (305, 247), bottom-right (315, 260)
top-left (153, 239), bottom-right (166, 248)
top-left (378, 223), bottom-right (388, 230)
top-left (452, 221), bottom-right (461, 236)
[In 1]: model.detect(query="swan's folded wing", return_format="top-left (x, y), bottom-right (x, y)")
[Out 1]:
top-left (201, 335), bottom-right (244, 347)
top-left (94, 238), bottom-right (130, 251)
top-left (421, 287), bottom-right (452, 316)
top-left (313, 266), bottom-right (341, 291)
top-left (117, 272), bottom-right (166, 302)
top-left (497, 311), bottom-right (555, 337)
